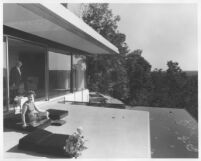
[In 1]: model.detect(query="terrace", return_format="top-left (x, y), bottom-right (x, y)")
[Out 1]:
top-left (4, 101), bottom-right (150, 158)
top-left (4, 98), bottom-right (198, 158)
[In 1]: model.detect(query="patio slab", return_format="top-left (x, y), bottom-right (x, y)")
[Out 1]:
top-left (128, 106), bottom-right (198, 158)
top-left (4, 102), bottom-right (151, 158)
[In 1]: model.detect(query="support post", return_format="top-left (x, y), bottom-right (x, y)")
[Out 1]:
top-left (5, 36), bottom-right (10, 112)
top-left (70, 53), bottom-right (73, 93)
top-left (45, 48), bottom-right (49, 101)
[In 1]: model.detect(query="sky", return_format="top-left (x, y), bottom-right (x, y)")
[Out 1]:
top-left (109, 3), bottom-right (198, 71)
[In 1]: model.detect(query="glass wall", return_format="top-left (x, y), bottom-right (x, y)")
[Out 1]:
top-left (48, 51), bottom-right (71, 98)
top-left (8, 38), bottom-right (46, 100)
top-left (3, 36), bottom-right (47, 113)
top-left (3, 35), bottom-right (87, 114)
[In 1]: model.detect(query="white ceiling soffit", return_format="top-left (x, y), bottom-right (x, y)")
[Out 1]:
top-left (3, 3), bottom-right (119, 55)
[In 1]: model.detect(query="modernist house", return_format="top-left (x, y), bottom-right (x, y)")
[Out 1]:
top-left (3, 3), bottom-right (118, 115)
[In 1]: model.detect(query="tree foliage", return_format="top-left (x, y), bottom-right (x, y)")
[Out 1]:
top-left (150, 61), bottom-right (198, 120)
top-left (82, 3), bottom-right (198, 120)
top-left (165, 61), bottom-right (187, 107)
top-left (82, 3), bottom-right (129, 54)
top-left (82, 3), bottom-right (129, 101)
top-left (126, 49), bottom-right (153, 105)
top-left (86, 54), bottom-right (129, 101)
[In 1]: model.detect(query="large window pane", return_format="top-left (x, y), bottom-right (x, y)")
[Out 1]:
top-left (8, 38), bottom-right (46, 101)
top-left (48, 51), bottom-right (71, 97)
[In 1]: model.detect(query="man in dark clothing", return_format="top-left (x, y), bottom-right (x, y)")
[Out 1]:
top-left (10, 61), bottom-right (23, 103)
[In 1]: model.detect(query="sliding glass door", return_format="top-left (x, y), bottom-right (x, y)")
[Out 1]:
top-left (3, 36), bottom-right (47, 114)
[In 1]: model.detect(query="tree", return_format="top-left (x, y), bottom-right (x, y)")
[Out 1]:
top-left (183, 74), bottom-right (198, 120)
top-left (150, 68), bottom-right (168, 107)
top-left (126, 50), bottom-right (153, 105)
top-left (82, 3), bottom-right (129, 101)
top-left (82, 3), bottom-right (129, 54)
top-left (86, 53), bottom-right (129, 101)
top-left (165, 61), bottom-right (187, 107)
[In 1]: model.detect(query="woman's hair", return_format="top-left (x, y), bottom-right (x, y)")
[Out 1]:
top-left (26, 90), bottom-right (36, 97)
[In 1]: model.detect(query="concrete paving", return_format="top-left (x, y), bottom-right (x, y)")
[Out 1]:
top-left (4, 102), bottom-right (151, 158)
top-left (128, 106), bottom-right (198, 158)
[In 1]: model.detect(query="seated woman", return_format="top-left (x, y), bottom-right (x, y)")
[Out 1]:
top-left (21, 90), bottom-right (49, 128)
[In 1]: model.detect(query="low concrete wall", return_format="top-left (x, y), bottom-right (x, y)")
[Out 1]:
top-left (64, 89), bottom-right (89, 102)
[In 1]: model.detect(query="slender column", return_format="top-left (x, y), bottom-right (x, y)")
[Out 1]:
top-left (5, 36), bottom-right (10, 111)
top-left (45, 48), bottom-right (49, 101)
top-left (70, 53), bottom-right (73, 93)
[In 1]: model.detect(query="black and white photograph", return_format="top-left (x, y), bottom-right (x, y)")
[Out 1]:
top-left (2, 0), bottom-right (199, 159)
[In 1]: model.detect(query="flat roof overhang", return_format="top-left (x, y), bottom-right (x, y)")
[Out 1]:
top-left (3, 3), bottom-right (119, 55)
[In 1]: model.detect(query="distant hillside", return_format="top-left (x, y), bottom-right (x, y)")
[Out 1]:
top-left (184, 71), bottom-right (198, 77)
top-left (151, 70), bottom-right (198, 77)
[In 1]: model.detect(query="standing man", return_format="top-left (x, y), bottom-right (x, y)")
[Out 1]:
top-left (10, 61), bottom-right (23, 102)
